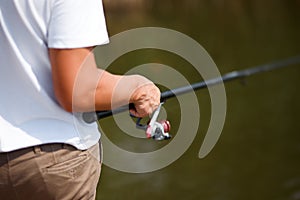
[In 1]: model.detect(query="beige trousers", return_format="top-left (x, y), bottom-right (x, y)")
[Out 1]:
top-left (0, 142), bottom-right (102, 200)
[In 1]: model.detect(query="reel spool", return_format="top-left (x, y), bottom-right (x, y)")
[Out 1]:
top-left (136, 103), bottom-right (171, 141)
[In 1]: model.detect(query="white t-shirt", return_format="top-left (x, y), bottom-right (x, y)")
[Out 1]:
top-left (0, 0), bottom-right (109, 152)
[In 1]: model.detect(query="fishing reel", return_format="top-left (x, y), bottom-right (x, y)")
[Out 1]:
top-left (135, 103), bottom-right (171, 141)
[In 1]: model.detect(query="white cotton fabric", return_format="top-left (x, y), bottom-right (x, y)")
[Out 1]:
top-left (0, 0), bottom-right (109, 152)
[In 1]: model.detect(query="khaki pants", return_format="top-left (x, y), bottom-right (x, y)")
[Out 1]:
top-left (0, 142), bottom-right (102, 200)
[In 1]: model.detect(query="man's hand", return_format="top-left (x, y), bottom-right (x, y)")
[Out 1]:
top-left (129, 82), bottom-right (161, 118)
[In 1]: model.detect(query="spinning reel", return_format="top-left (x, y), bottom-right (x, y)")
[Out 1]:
top-left (135, 103), bottom-right (171, 141)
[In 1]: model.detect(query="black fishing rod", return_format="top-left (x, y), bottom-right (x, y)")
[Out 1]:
top-left (83, 55), bottom-right (300, 124)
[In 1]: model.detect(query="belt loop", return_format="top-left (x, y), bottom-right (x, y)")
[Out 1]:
top-left (33, 146), bottom-right (41, 154)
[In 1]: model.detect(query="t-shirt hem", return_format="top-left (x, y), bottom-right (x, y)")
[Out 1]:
top-left (48, 38), bottom-right (109, 49)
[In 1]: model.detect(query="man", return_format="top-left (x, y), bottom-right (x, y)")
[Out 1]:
top-left (0, 0), bottom-right (160, 199)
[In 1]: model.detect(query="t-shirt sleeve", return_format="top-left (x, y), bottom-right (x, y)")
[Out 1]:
top-left (48, 0), bottom-right (109, 48)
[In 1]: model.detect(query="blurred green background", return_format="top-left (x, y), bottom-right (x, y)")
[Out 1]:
top-left (95, 0), bottom-right (300, 199)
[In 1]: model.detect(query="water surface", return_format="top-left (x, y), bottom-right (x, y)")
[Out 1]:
top-left (96, 1), bottom-right (300, 199)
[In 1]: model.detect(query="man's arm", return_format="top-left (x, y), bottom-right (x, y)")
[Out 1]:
top-left (49, 47), bottom-right (160, 117)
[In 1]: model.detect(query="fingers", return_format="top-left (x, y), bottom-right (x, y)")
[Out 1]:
top-left (129, 83), bottom-right (161, 118)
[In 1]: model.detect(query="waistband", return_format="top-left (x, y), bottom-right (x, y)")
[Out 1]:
top-left (0, 143), bottom-right (78, 161)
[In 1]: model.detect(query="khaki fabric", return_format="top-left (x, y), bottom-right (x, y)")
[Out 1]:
top-left (0, 142), bottom-right (102, 200)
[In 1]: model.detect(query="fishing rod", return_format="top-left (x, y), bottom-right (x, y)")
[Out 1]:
top-left (83, 55), bottom-right (300, 139)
